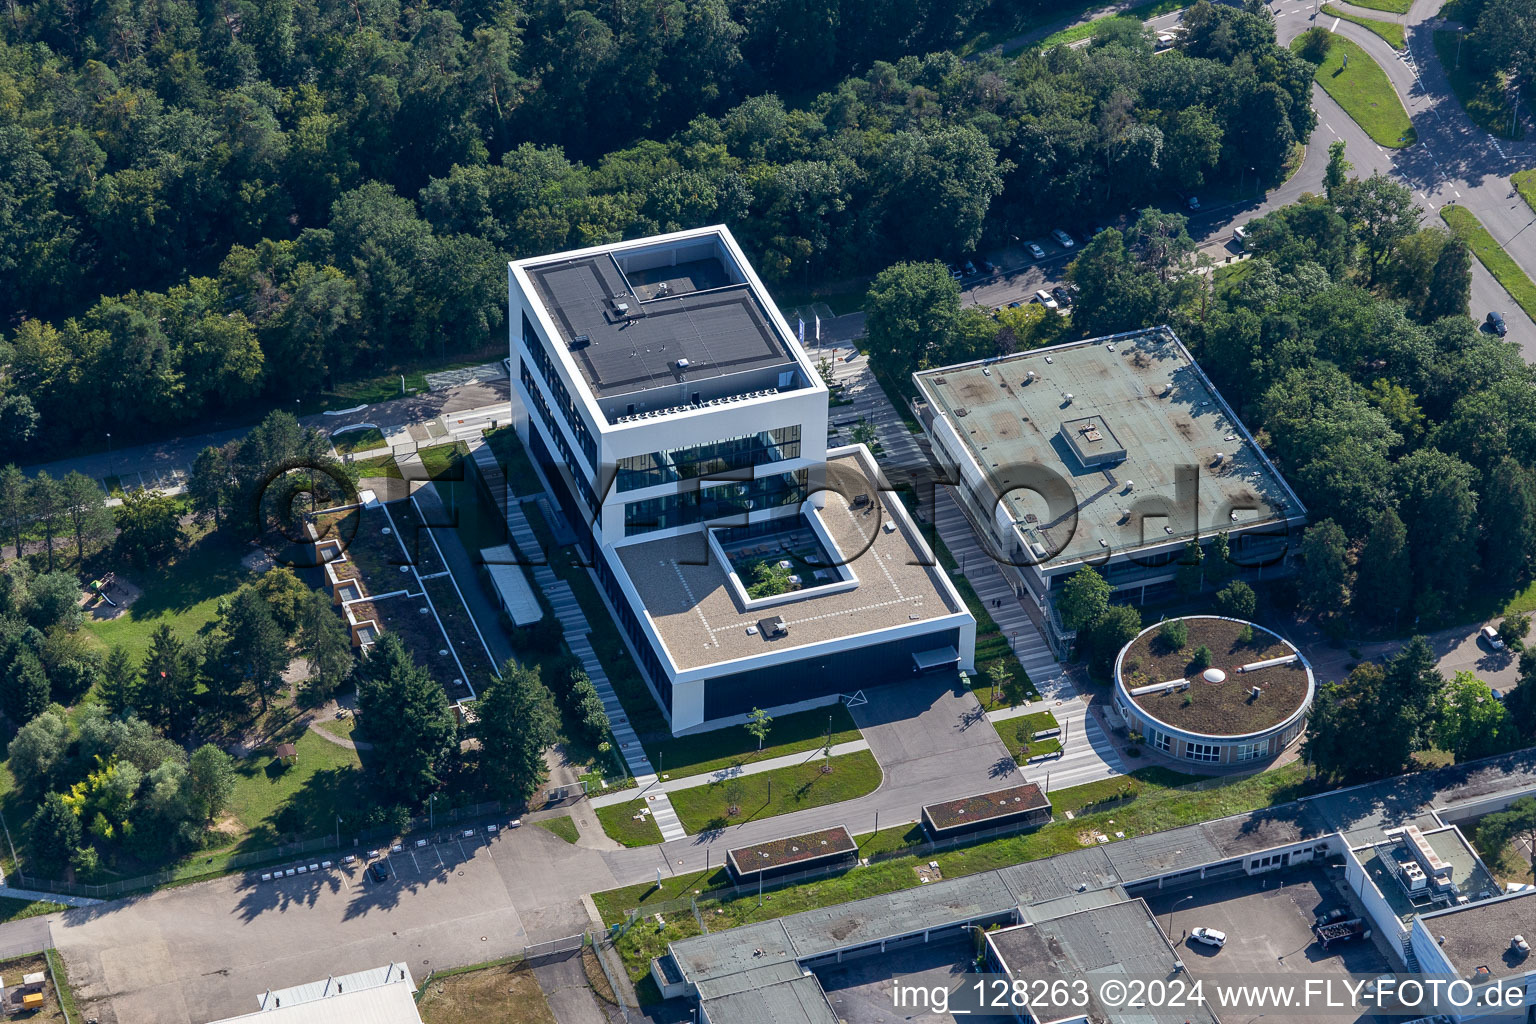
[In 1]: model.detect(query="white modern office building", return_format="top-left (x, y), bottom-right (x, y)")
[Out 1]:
top-left (509, 226), bottom-right (975, 734)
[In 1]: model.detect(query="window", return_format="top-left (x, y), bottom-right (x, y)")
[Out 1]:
top-left (522, 313), bottom-right (598, 469)
top-left (1234, 740), bottom-right (1268, 762)
top-left (1150, 728), bottom-right (1172, 753)
top-left (624, 471), bottom-right (808, 536)
top-left (615, 427), bottom-right (802, 491)
top-left (522, 361), bottom-right (599, 513)
top-left (1185, 741), bottom-right (1221, 763)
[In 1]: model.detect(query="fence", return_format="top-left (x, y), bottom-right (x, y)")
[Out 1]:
top-left (18, 801), bottom-right (506, 899)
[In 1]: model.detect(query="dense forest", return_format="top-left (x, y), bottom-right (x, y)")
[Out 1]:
top-left (0, 0), bottom-right (1310, 454)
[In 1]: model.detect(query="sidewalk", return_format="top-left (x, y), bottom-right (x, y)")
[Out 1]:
top-left (587, 739), bottom-right (872, 808)
top-left (0, 885), bottom-right (103, 908)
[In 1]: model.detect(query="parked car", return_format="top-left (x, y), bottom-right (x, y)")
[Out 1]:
top-left (948, 264), bottom-right (962, 280)
top-left (1185, 194), bottom-right (1201, 211)
top-left (963, 260), bottom-right (978, 276)
top-left (368, 860), bottom-right (391, 883)
top-left (1488, 311), bottom-right (1508, 336)
top-left (1492, 688), bottom-right (1505, 701)
top-left (1051, 229), bottom-right (1075, 249)
top-left (1189, 927), bottom-right (1226, 948)
top-left (1155, 31), bottom-right (1176, 50)
top-left (979, 258), bottom-right (995, 274)
top-left (1007, 300), bottom-right (1023, 308)
top-left (1032, 290), bottom-right (1059, 310)
top-left (1481, 624), bottom-right (1506, 650)
top-left (1027, 242), bottom-right (1046, 260)
top-left (1232, 224), bottom-right (1247, 249)
top-left (1051, 286), bottom-right (1073, 307)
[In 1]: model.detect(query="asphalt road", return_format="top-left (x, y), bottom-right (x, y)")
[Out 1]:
top-left (958, 0), bottom-right (1536, 354)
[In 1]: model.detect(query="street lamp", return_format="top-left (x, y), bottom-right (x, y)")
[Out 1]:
top-left (105, 432), bottom-right (114, 484)
top-left (1456, 27), bottom-right (1464, 70)
top-left (1168, 893), bottom-right (1195, 936)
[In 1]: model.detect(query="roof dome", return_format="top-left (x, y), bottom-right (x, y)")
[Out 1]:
top-left (1202, 668), bottom-right (1227, 684)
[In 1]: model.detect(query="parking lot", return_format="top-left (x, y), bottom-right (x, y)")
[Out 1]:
top-left (1146, 867), bottom-right (1395, 1020)
top-left (47, 819), bottom-right (618, 1024)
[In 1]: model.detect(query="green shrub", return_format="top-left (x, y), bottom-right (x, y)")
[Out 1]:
top-left (1159, 619), bottom-right (1188, 651)
top-left (1190, 645), bottom-right (1213, 672)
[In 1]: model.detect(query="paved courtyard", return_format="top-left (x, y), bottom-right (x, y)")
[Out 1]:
top-left (39, 823), bottom-right (617, 1024)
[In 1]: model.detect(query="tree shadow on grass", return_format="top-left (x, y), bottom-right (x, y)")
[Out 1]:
top-left (117, 532), bottom-right (252, 621)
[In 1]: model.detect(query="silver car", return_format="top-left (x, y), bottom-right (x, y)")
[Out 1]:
top-left (1051, 229), bottom-right (1075, 249)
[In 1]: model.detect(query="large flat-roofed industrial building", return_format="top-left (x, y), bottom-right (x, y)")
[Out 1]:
top-left (510, 226), bottom-right (975, 734)
top-left (914, 328), bottom-right (1306, 654)
top-left (652, 749), bottom-right (1536, 1024)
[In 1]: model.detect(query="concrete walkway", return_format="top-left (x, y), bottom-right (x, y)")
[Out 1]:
top-left (587, 739), bottom-right (871, 808)
top-left (483, 439), bottom-right (687, 842)
top-left (0, 885), bottom-right (102, 908)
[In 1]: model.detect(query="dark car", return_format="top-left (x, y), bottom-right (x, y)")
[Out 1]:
top-left (368, 860), bottom-right (391, 883)
top-left (1487, 311), bottom-right (1508, 336)
top-left (1051, 286), bottom-right (1073, 307)
top-left (979, 258), bottom-right (995, 274)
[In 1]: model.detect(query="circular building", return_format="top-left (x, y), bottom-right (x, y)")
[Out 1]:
top-left (1112, 616), bottom-right (1314, 767)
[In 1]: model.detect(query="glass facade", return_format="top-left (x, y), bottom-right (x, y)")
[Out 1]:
top-left (522, 312), bottom-right (598, 468)
top-left (624, 470), bottom-right (808, 536)
top-left (1185, 741), bottom-right (1221, 763)
top-left (615, 427), bottom-right (802, 492)
top-left (1234, 740), bottom-right (1268, 762)
top-left (522, 361), bottom-right (600, 514)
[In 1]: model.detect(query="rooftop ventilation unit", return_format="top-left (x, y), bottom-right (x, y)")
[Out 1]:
top-left (676, 358), bottom-right (691, 370)
top-left (1063, 392), bottom-right (1074, 404)
top-left (570, 334), bottom-right (591, 349)
top-left (757, 616), bottom-right (789, 639)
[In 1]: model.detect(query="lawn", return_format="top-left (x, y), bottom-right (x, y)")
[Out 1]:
top-left (84, 527), bottom-right (255, 661)
top-left (1321, 3), bottom-right (1404, 49)
top-left (313, 352), bottom-right (501, 412)
top-left (595, 799), bottom-right (665, 847)
top-left (1517, 169), bottom-right (1536, 215)
top-left (534, 815), bottom-right (579, 844)
top-left (1342, 0), bottom-right (1409, 11)
top-left (224, 728), bottom-right (364, 848)
top-left (595, 761), bottom-right (1315, 986)
top-left (417, 961), bottom-right (556, 1024)
top-left (644, 705), bottom-right (860, 781)
top-left (1433, 31), bottom-right (1524, 139)
top-left (1001, 711), bottom-right (1062, 763)
top-left (666, 750), bottom-right (882, 834)
top-left (0, 896), bottom-right (65, 922)
top-left (349, 453), bottom-right (403, 479)
top-left (418, 441), bottom-right (470, 481)
top-left (329, 426), bottom-right (385, 455)
top-left (1296, 32), bottom-right (1416, 148)
top-left (312, 715), bottom-right (357, 742)
top-left (1441, 205), bottom-right (1536, 321)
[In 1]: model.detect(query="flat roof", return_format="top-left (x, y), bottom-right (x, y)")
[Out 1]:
top-left (914, 328), bottom-right (1305, 572)
top-left (1120, 617), bottom-right (1311, 736)
top-left (1422, 890), bottom-right (1536, 981)
top-left (989, 899), bottom-right (1219, 1024)
top-left (1359, 826), bottom-right (1499, 924)
top-left (783, 871), bottom-right (1018, 958)
top-left (614, 449), bottom-right (966, 673)
top-left (479, 545), bottom-right (543, 626)
top-left (1306, 748), bottom-right (1536, 844)
top-left (523, 244), bottom-right (795, 402)
top-left (699, 972), bottom-right (838, 1024)
top-left (923, 783), bottom-right (1050, 830)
